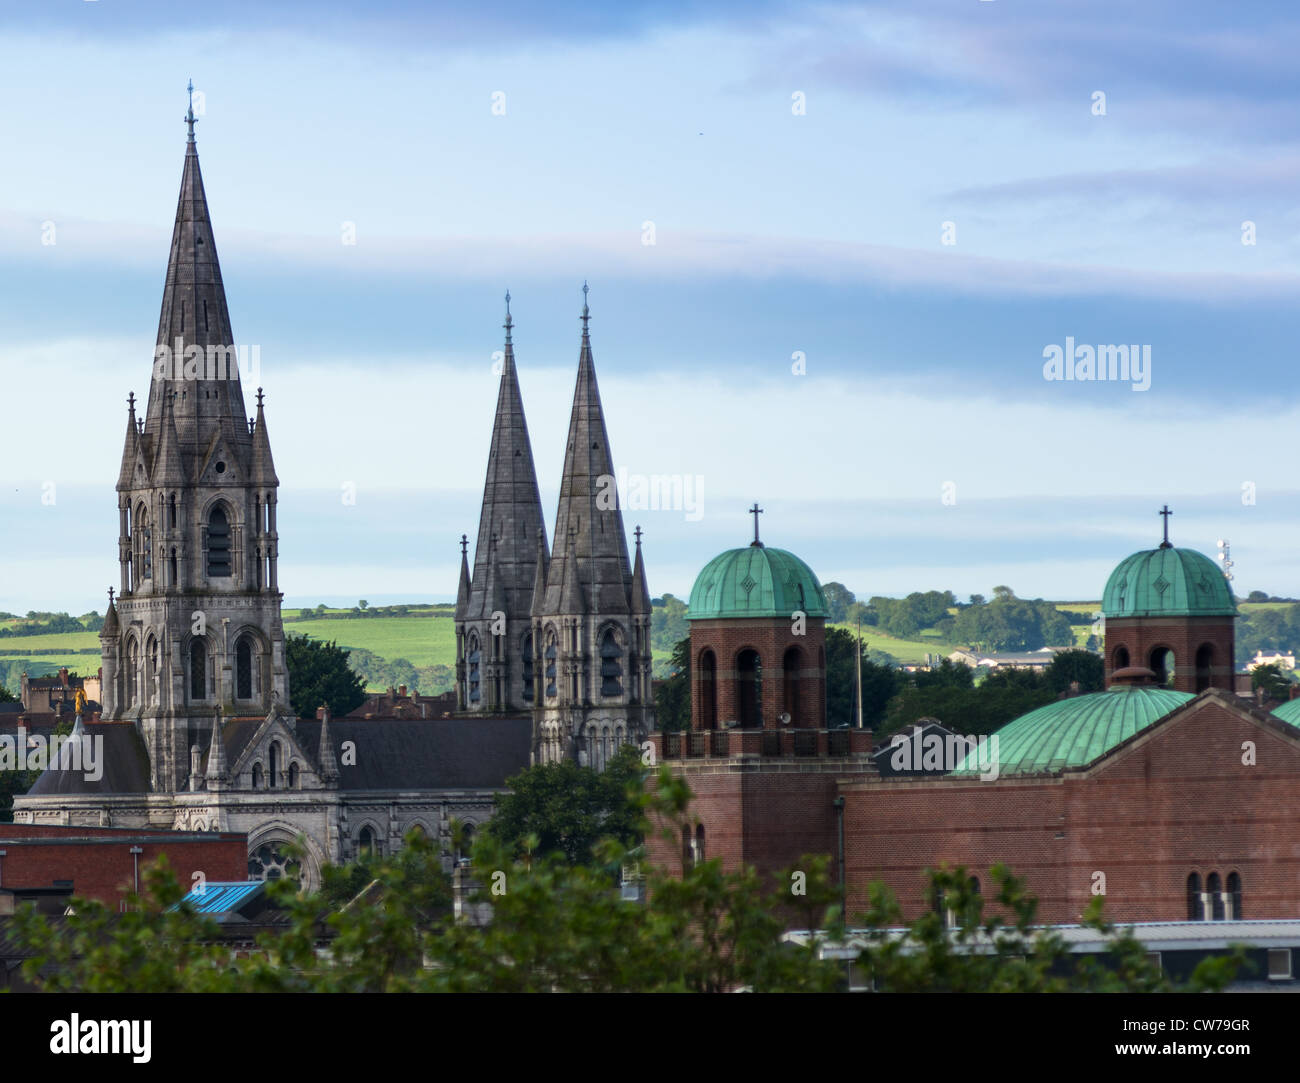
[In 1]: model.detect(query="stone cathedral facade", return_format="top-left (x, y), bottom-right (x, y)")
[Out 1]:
top-left (14, 102), bottom-right (532, 887)
top-left (455, 290), bottom-right (655, 768)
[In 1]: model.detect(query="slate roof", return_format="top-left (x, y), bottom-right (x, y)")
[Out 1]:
top-left (24, 722), bottom-right (152, 796)
top-left (293, 717), bottom-right (531, 790)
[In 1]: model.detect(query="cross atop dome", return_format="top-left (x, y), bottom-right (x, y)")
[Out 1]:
top-left (749, 503), bottom-right (764, 548)
top-left (1159, 504), bottom-right (1173, 549)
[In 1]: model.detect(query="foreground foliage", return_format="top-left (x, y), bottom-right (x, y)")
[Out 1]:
top-left (9, 768), bottom-right (1243, 993)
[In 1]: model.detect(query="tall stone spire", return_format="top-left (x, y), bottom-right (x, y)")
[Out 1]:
top-left (541, 283), bottom-right (634, 616)
top-left (455, 293), bottom-right (548, 713)
top-left (99, 88), bottom-right (289, 794)
top-left (145, 83), bottom-right (250, 476)
top-left (531, 285), bottom-right (652, 766)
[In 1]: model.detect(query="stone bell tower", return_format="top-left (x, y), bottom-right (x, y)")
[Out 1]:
top-left (100, 86), bottom-right (289, 793)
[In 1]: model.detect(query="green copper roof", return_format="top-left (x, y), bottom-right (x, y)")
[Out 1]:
top-left (1101, 546), bottom-right (1236, 619)
top-left (949, 686), bottom-right (1194, 776)
top-left (688, 545), bottom-right (828, 620)
top-left (1270, 699), bottom-right (1300, 730)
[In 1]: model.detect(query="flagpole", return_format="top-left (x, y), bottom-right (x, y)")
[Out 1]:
top-left (855, 618), bottom-right (864, 729)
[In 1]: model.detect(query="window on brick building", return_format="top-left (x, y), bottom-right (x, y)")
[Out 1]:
top-left (1187, 873), bottom-right (1203, 921)
top-left (782, 646), bottom-right (802, 725)
top-left (1195, 643), bottom-right (1214, 693)
top-left (1207, 872), bottom-right (1224, 920)
top-left (1227, 872), bottom-right (1241, 920)
top-left (1148, 646), bottom-right (1175, 688)
top-left (736, 649), bottom-right (762, 728)
top-left (1113, 646), bottom-right (1130, 670)
top-left (699, 649), bottom-right (717, 730)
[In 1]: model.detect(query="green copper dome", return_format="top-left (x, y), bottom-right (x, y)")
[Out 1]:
top-left (1101, 546), bottom-right (1236, 619)
top-left (949, 685), bottom-right (1194, 776)
top-left (688, 545), bottom-right (828, 620)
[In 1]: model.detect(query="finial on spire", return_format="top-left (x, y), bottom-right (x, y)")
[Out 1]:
top-left (1159, 504), bottom-right (1173, 548)
top-left (127, 391), bottom-right (136, 414)
top-left (634, 525), bottom-right (643, 548)
top-left (107, 586), bottom-right (115, 606)
top-left (581, 280), bottom-right (590, 333)
top-left (460, 533), bottom-right (468, 558)
top-left (256, 386), bottom-right (265, 409)
top-left (185, 79), bottom-right (198, 143)
top-left (504, 290), bottom-right (513, 345)
top-left (749, 503), bottom-right (764, 547)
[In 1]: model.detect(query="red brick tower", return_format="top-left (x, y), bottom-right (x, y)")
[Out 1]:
top-left (1101, 509), bottom-right (1237, 693)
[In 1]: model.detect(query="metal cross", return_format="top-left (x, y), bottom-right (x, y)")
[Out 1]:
top-left (1159, 505), bottom-right (1172, 547)
top-left (749, 503), bottom-right (763, 545)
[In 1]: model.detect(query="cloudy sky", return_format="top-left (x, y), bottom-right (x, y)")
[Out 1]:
top-left (2, 0), bottom-right (1299, 614)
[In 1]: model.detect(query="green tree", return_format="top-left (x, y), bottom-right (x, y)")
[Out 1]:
top-left (484, 744), bottom-right (646, 864)
top-left (1044, 648), bottom-right (1104, 693)
top-left (821, 582), bottom-right (855, 624)
top-left (650, 594), bottom-right (689, 653)
top-left (1251, 662), bottom-right (1293, 701)
top-left (825, 626), bottom-right (900, 727)
top-left (285, 633), bottom-right (366, 719)
top-left (654, 637), bottom-right (691, 732)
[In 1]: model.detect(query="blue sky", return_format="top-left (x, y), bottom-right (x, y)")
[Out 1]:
top-left (2, 0), bottom-right (1299, 613)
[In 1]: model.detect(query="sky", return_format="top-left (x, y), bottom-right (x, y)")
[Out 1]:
top-left (2, 0), bottom-right (1299, 614)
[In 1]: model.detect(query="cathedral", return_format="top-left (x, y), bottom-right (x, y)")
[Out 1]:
top-left (453, 289), bottom-right (654, 767)
top-left (10, 95), bottom-right (581, 887)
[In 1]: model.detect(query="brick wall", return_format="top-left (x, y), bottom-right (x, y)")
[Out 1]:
top-left (1105, 616), bottom-right (1235, 692)
top-left (0, 824), bottom-right (248, 905)
top-left (689, 617), bottom-right (825, 730)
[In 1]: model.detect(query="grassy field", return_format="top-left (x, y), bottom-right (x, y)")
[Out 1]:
top-left (285, 615), bottom-right (456, 668)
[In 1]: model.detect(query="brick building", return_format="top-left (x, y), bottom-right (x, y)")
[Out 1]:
top-left (648, 522), bottom-right (1300, 927)
top-left (0, 823), bottom-right (247, 907)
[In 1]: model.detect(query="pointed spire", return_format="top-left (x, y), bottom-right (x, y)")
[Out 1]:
top-left (630, 525), bottom-right (651, 615)
top-left (318, 706), bottom-right (339, 782)
top-left (542, 284), bottom-right (634, 617)
top-left (204, 714), bottom-right (228, 787)
top-left (152, 390), bottom-right (186, 486)
top-left (249, 387), bottom-right (279, 486)
top-left (101, 588), bottom-right (120, 638)
top-left (185, 79), bottom-right (198, 145)
top-left (488, 534), bottom-right (508, 617)
top-left (530, 528), bottom-right (550, 618)
top-left (455, 534), bottom-right (472, 618)
top-left (116, 392), bottom-right (142, 491)
top-left (146, 84), bottom-right (249, 466)
top-left (465, 293), bottom-right (547, 624)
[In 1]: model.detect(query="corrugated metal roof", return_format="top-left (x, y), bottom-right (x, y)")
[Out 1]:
top-left (175, 881), bottom-right (264, 914)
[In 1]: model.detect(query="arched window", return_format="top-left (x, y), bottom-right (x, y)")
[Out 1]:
top-left (168, 492), bottom-right (177, 530)
top-left (268, 743), bottom-right (280, 789)
top-left (544, 629), bottom-right (558, 698)
top-left (467, 632), bottom-right (481, 704)
top-left (522, 632), bottom-right (535, 702)
top-left (136, 504), bottom-right (152, 581)
top-left (699, 649), bottom-right (717, 730)
top-left (1195, 643), bottom-right (1214, 693)
top-left (126, 638), bottom-right (139, 707)
top-left (782, 646), bottom-right (803, 725)
top-left (288, 761), bottom-right (300, 789)
top-left (169, 547), bottom-right (177, 588)
top-left (1187, 873), bottom-right (1203, 921)
top-left (206, 506), bottom-right (232, 578)
top-left (236, 636), bottom-right (253, 700)
top-left (1227, 872), bottom-right (1242, 920)
top-left (694, 824), bottom-right (705, 864)
top-left (1148, 647), bottom-right (1175, 688)
top-left (681, 825), bottom-right (692, 870)
top-left (189, 639), bottom-right (206, 703)
top-left (1207, 872), bottom-right (1224, 921)
top-left (600, 628), bottom-right (623, 697)
top-left (736, 649), bottom-right (762, 728)
top-left (252, 763), bottom-right (264, 789)
top-left (969, 875), bottom-right (981, 896)
top-left (144, 635), bottom-right (158, 706)
top-left (358, 825), bottom-right (377, 857)
top-left (1113, 645), bottom-right (1130, 670)
top-left (248, 841), bottom-right (299, 883)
